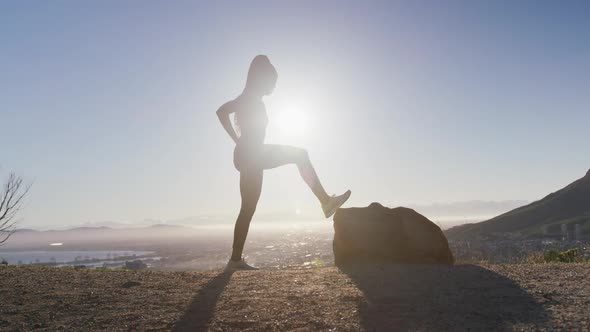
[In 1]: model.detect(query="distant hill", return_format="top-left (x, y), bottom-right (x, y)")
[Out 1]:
top-left (446, 169), bottom-right (590, 240)
top-left (2, 224), bottom-right (202, 250)
top-left (13, 229), bottom-right (39, 233)
top-left (65, 226), bottom-right (112, 232)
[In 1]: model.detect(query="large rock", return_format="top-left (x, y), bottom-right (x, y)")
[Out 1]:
top-left (333, 202), bottom-right (454, 265)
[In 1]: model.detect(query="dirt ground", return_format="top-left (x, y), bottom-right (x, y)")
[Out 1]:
top-left (1, 264), bottom-right (589, 331)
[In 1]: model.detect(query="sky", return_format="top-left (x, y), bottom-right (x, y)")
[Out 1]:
top-left (1, 1), bottom-right (589, 229)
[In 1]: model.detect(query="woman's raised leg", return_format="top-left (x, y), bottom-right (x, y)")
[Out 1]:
top-left (260, 144), bottom-right (330, 205)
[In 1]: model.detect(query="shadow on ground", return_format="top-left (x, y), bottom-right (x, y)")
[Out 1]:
top-left (173, 271), bottom-right (233, 332)
top-left (340, 264), bottom-right (550, 331)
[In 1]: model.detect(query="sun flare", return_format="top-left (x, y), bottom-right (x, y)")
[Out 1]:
top-left (275, 107), bottom-right (309, 137)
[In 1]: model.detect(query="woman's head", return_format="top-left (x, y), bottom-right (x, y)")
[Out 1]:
top-left (244, 55), bottom-right (277, 96)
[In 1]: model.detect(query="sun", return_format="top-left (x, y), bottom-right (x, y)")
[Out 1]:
top-left (275, 107), bottom-right (309, 137)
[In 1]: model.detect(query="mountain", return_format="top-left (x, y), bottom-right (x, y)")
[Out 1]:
top-left (13, 229), bottom-right (39, 233)
top-left (446, 169), bottom-right (590, 239)
top-left (64, 226), bottom-right (112, 232)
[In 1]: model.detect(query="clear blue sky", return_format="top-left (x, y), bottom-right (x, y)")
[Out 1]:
top-left (1, 1), bottom-right (589, 228)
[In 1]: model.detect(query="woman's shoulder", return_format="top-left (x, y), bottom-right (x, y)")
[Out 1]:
top-left (223, 95), bottom-right (264, 113)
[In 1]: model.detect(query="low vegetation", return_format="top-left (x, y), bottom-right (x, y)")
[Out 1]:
top-left (543, 248), bottom-right (587, 263)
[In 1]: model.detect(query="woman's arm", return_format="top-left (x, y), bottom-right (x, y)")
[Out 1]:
top-left (216, 103), bottom-right (239, 144)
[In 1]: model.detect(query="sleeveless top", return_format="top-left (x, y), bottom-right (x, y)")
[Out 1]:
top-left (235, 98), bottom-right (268, 147)
top-left (233, 97), bottom-right (268, 171)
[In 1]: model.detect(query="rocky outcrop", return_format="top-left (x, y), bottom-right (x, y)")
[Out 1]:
top-left (333, 203), bottom-right (454, 265)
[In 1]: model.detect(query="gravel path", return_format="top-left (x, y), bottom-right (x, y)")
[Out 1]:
top-left (1, 264), bottom-right (589, 331)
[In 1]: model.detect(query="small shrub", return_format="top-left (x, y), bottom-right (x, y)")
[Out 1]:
top-left (544, 248), bottom-right (581, 263)
top-left (544, 249), bottom-right (560, 262)
top-left (560, 248), bottom-right (579, 263)
top-left (1, 257), bottom-right (8, 266)
top-left (522, 252), bottom-right (545, 264)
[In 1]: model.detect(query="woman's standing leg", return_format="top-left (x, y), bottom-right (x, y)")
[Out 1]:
top-left (230, 169), bottom-right (263, 261)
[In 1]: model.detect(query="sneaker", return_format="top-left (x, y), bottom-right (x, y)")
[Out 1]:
top-left (225, 259), bottom-right (259, 271)
top-left (322, 190), bottom-right (351, 218)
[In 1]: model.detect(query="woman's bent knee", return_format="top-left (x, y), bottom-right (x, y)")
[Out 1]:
top-left (295, 148), bottom-right (310, 165)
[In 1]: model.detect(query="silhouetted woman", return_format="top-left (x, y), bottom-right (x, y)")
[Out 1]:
top-left (217, 55), bottom-right (351, 270)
